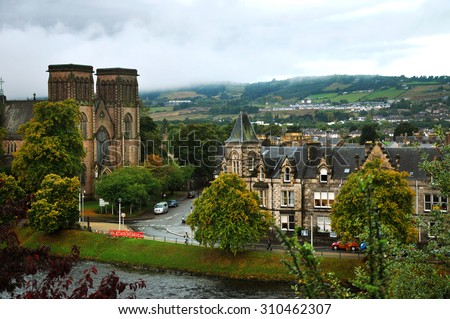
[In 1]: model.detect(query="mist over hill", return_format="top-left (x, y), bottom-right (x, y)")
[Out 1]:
top-left (141, 74), bottom-right (450, 103)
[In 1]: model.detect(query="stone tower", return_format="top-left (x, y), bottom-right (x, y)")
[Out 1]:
top-left (223, 111), bottom-right (261, 177)
top-left (47, 64), bottom-right (141, 197)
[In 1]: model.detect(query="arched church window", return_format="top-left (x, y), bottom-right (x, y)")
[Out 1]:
top-left (80, 112), bottom-right (88, 138)
top-left (124, 113), bottom-right (132, 139)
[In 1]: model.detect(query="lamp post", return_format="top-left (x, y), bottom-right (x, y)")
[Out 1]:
top-left (82, 190), bottom-right (85, 224)
top-left (118, 198), bottom-right (122, 230)
top-left (310, 211), bottom-right (314, 249)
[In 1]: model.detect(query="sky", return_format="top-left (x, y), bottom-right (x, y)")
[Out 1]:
top-left (1, 0), bottom-right (450, 99)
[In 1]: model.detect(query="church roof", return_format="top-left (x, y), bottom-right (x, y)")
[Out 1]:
top-left (225, 111), bottom-right (260, 144)
top-left (2, 99), bottom-right (36, 139)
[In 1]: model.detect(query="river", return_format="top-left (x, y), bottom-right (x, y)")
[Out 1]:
top-left (72, 261), bottom-right (295, 299)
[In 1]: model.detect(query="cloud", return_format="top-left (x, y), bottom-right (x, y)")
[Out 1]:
top-left (1, 0), bottom-right (450, 98)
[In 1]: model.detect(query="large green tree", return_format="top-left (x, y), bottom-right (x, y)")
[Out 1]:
top-left (12, 99), bottom-right (85, 193)
top-left (359, 123), bottom-right (379, 145)
top-left (0, 173), bottom-right (26, 225)
top-left (147, 163), bottom-right (194, 195)
top-left (171, 123), bottom-right (227, 179)
top-left (28, 174), bottom-right (80, 233)
top-left (186, 173), bottom-right (272, 254)
top-left (393, 122), bottom-right (419, 137)
top-left (95, 167), bottom-right (161, 209)
top-left (331, 159), bottom-right (416, 243)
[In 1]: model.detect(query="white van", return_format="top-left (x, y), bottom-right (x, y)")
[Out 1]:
top-left (154, 202), bottom-right (169, 214)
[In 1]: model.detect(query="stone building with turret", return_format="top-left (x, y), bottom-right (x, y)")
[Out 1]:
top-left (1, 64), bottom-right (141, 197)
top-left (216, 111), bottom-right (443, 242)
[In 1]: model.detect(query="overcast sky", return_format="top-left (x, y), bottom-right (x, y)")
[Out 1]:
top-left (1, 0), bottom-right (449, 99)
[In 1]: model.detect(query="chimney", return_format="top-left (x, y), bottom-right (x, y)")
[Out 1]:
top-left (354, 154), bottom-right (360, 171)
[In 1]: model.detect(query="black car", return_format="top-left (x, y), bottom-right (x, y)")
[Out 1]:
top-left (187, 191), bottom-right (195, 198)
top-left (167, 199), bottom-right (179, 207)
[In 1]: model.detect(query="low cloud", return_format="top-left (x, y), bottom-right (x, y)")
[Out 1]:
top-left (1, 0), bottom-right (449, 98)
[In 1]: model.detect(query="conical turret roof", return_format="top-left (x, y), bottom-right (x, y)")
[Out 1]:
top-left (225, 111), bottom-right (260, 143)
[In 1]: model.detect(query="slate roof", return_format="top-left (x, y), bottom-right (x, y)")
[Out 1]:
top-left (257, 145), bottom-right (436, 181)
top-left (225, 111), bottom-right (260, 144)
top-left (2, 99), bottom-right (36, 139)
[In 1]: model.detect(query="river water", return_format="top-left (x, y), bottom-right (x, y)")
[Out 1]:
top-left (72, 261), bottom-right (295, 299)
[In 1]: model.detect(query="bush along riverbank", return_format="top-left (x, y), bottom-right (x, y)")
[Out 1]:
top-left (16, 227), bottom-right (363, 283)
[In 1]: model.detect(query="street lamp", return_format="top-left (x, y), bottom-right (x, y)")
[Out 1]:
top-left (82, 190), bottom-right (85, 224)
top-left (118, 198), bottom-right (122, 230)
top-left (310, 211), bottom-right (314, 249)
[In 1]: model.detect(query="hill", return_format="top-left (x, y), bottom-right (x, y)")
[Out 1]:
top-left (140, 75), bottom-right (450, 122)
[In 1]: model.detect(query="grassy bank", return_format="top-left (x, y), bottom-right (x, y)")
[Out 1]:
top-left (16, 227), bottom-right (362, 282)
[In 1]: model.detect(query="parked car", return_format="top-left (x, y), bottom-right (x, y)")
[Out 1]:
top-left (331, 240), bottom-right (359, 251)
top-left (167, 199), bottom-right (179, 207)
top-left (154, 202), bottom-right (168, 214)
top-left (187, 191), bottom-right (196, 198)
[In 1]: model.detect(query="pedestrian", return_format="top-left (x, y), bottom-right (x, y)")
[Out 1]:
top-left (267, 237), bottom-right (272, 251)
top-left (184, 232), bottom-right (189, 244)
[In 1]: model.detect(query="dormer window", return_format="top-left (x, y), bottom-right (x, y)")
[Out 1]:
top-left (320, 167), bottom-right (328, 183)
top-left (284, 167), bottom-right (291, 182)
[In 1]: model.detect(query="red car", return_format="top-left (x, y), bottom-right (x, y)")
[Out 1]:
top-left (331, 241), bottom-right (359, 251)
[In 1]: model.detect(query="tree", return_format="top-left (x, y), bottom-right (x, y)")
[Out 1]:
top-left (171, 123), bottom-right (226, 179)
top-left (148, 163), bottom-right (194, 195)
top-left (12, 99), bottom-right (85, 193)
top-left (277, 229), bottom-right (351, 299)
top-left (95, 167), bottom-right (160, 209)
top-left (331, 159), bottom-right (416, 243)
top-left (394, 122), bottom-right (419, 137)
top-left (186, 173), bottom-right (272, 254)
top-left (420, 144), bottom-right (450, 195)
top-left (28, 174), bottom-right (80, 233)
top-left (359, 123), bottom-right (379, 145)
top-left (0, 173), bottom-right (26, 225)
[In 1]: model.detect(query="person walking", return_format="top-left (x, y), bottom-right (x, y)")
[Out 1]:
top-left (184, 232), bottom-right (189, 244)
top-left (267, 237), bottom-right (272, 251)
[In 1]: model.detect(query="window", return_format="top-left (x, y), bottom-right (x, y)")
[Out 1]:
top-left (284, 167), bottom-right (291, 182)
top-left (248, 152), bottom-right (256, 171)
top-left (248, 156), bottom-right (255, 171)
top-left (281, 190), bottom-right (294, 207)
top-left (80, 112), bottom-right (88, 138)
top-left (424, 194), bottom-right (448, 212)
top-left (281, 215), bottom-right (295, 231)
top-left (317, 216), bottom-right (331, 232)
top-left (314, 192), bottom-right (335, 208)
top-left (259, 167), bottom-right (265, 181)
top-left (231, 152), bottom-right (240, 174)
top-left (320, 168), bottom-right (328, 183)
top-left (259, 189), bottom-right (267, 207)
top-left (124, 113), bottom-right (132, 139)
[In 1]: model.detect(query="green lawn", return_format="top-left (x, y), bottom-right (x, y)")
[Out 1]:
top-left (17, 228), bottom-right (363, 282)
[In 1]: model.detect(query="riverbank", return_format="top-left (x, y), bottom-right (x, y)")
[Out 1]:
top-left (16, 227), bottom-right (363, 282)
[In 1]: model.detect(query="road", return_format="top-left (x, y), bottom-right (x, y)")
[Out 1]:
top-left (128, 196), bottom-right (196, 243)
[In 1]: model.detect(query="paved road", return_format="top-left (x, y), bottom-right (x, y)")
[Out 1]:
top-left (85, 196), bottom-right (364, 259)
top-left (127, 196), bottom-right (196, 243)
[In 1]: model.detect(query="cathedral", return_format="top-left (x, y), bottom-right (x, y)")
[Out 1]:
top-left (0, 64), bottom-right (141, 197)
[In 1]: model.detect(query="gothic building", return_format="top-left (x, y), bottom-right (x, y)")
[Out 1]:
top-left (217, 111), bottom-right (443, 241)
top-left (1, 64), bottom-right (141, 197)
